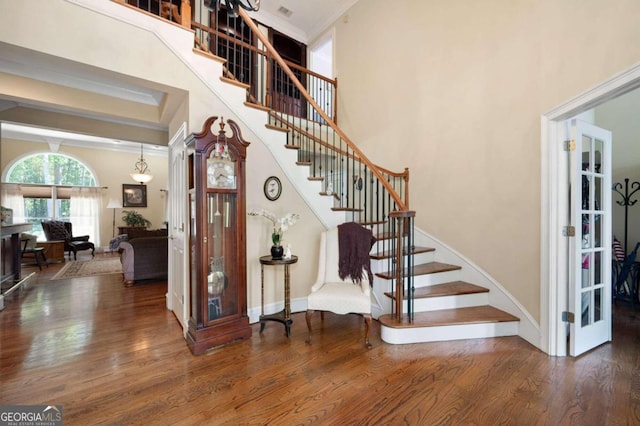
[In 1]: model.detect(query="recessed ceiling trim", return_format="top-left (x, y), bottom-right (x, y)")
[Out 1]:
top-left (1, 122), bottom-right (168, 156)
top-left (0, 52), bottom-right (164, 106)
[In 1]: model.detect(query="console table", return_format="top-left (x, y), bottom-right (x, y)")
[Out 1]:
top-left (259, 255), bottom-right (298, 338)
top-left (36, 240), bottom-right (65, 263)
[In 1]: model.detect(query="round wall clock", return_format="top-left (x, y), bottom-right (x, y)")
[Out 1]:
top-left (264, 176), bottom-right (282, 201)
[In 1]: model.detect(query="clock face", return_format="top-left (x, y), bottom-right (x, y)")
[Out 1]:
top-left (264, 176), bottom-right (282, 201)
top-left (207, 159), bottom-right (236, 188)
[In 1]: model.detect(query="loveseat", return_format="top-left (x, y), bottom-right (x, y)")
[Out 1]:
top-left (118, 230), bottom-right (168, 286)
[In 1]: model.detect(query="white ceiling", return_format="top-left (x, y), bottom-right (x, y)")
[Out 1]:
top-left (252, 0), bottom-right (359, 43)
top-left (0, 1), bottom-right (359, 151)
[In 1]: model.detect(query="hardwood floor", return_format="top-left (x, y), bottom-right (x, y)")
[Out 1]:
top-left (2, 255), bottom-right (640, 425)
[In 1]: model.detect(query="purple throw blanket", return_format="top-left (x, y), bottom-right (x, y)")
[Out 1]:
top-left (338, 222), bottom-right (376, 286)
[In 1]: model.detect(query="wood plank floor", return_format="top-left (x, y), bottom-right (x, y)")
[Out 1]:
top-left (2, 254), bottom-right (640, 425)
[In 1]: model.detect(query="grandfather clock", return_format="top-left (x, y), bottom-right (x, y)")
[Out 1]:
top-left (186, 116), bottom-right (251, 355)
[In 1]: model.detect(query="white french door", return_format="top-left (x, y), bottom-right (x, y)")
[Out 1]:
top-left (568, 119), bottom-right (612, 356)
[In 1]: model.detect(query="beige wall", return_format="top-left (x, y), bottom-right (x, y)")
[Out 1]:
top-left (328, 0), bottom-right (640, 323)
top-left (0, 138), bottom-right (168, 247)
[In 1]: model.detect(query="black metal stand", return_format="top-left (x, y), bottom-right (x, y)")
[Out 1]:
top-left (613, 178), bottom-right (640, 256)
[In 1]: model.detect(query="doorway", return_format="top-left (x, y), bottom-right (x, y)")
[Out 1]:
top-left (309, 30), bottom-right (334, 122)
top-left (542, 63), bottom-right (640, 356)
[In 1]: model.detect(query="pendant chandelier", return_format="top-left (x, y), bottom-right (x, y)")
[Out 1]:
top-left (204, 0), bottom-right (260, 17)
top-left (130, 144), bottom-right (153, 184)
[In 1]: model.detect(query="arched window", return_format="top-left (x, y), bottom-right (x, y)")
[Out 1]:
top-left (7, 152), bottom-right (97, 186)
top-left (3, 153), bottom-right (100, 242)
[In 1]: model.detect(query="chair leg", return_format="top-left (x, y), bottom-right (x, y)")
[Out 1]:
top-left (33, 251), bottom-right (42, 271)
top-left (363, 314), bottom-right (372, 349)
top-left (305, 310), bottom-right (313, 344)
top-left (39, 250), bottom-right (48, 268)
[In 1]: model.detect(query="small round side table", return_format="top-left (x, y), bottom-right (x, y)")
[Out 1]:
top-left (259, 254), bottom-right (298, 337)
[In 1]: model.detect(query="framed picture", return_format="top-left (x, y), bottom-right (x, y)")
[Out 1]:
top-left (122, 184), bottom-right (147, 208)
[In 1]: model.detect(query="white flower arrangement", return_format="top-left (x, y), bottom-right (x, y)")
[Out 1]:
top-left (248, 208), bottom-right (300, 246)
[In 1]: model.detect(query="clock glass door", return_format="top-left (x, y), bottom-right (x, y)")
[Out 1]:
top-left (206, 192), bottom-right (238, 322)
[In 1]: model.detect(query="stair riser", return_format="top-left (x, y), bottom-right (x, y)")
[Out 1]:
top-left (373, 269), bottom-right (463, 290)
top-left (412, 269), bottom-right (462, 287)
top-left (371, 249), bottom-right (434, 264)
top-left (406, 293), bottom-right (489, 312)
top-left (380, 321), bottom-right (519, 344)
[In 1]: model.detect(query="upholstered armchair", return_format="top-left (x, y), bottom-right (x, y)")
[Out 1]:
top-left (305, 226), bottom-right (374, 349)
top-left (42, 220), bottom-right (95, 260)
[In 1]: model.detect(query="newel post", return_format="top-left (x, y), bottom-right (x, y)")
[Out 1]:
top-left (390, 210), bottom-right (416, 323)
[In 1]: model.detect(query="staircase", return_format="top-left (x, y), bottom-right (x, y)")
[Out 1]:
top-left (115, 0), bottom-right (522, 345)
top-left (222, 10), bottom-right (521, 345)
top-left (272, 118), bottom-right (521, 343)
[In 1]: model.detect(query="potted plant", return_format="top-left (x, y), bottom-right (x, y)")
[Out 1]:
top-left (122, 210), bottom-right (152, 228)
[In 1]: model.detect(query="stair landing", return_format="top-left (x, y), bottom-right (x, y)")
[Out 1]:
top-left (379, 306), bottom-right (519, 344)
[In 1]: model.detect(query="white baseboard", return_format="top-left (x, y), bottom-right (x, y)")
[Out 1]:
top-left (248, 296), bottom-right (307, 323)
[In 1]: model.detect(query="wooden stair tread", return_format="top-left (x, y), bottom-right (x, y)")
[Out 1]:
top-left (192, 48), bottom-right (226, 63)
top-left (375, 261), bottom-right (461, 280)
top-left (375, 231), bottom-right (408, 241)
top-left (384, 281), bottom-right (488, 300)
top-left (355, 220), bottom-right (387, 226)
top-left (319, 192), bottom-right (340, 200)
top-left (220, 76), bottom-right (249, 89)
top-left (265, 123), bottom-right (290, 133)
top-left (379, 306), bottom-right (519, 329)
top-left (370, 246), bottom-right (434, 260)
top-left (331, 207), bottom-right (363, 212)
top-left (244, 101), bottom-right (271, 112)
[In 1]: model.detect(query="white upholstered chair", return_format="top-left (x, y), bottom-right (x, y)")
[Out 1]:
top-left (305, 227), bottom-right (373, 348)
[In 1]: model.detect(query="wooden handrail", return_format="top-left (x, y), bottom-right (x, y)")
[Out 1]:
top-left (237, 8), bottom-right (408, 211)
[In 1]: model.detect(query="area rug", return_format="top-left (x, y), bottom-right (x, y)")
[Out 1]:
top-left (50, 258), bottom-right (122, 281)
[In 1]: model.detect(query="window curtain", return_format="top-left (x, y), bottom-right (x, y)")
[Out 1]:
top-left (70, 187), bottom-right (101, 247)
top-left (0, 183), bottom-right (25, 223)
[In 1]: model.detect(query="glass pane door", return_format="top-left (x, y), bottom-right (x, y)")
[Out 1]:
top-left (570, 119), bottom-right (612, 356)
